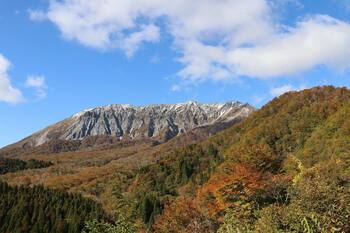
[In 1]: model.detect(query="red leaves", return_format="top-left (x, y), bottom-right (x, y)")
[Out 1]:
top-left (153, 197), bottom-right (213, 233)
top-left (196, 163), bottom-right (265, 218)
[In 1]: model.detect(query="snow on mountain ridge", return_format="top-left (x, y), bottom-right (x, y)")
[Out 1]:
top-left (72, 100), bottom-right (239, 116)
top-left (18, 101), bottom-right (255, 147)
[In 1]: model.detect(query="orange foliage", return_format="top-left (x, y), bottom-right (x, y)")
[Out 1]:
top-left (226, 142), bottom-right (279, 172)
top-left (153, 197), bottom-right (215, 233)
top-left (196, 163), bottom-right (266, 218)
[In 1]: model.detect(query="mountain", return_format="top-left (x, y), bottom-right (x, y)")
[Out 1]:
top-left (1, 86), bottom-right (350, 232)
top-left (0, 99), bottom-right (255, 233)
top-left (6, 101), bottom-right (254, 149)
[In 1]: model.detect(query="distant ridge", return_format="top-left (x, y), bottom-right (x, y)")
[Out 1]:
top-left (6, 101), bottom-right (255, 149)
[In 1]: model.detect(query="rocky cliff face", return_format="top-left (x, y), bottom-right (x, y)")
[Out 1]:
top-left (11, 101), bottom-right (255, 148)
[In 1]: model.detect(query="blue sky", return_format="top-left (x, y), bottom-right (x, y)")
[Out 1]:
top-left (1, 0), bottom-right (350, 147)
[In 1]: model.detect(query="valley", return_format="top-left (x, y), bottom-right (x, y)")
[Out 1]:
top-left (0, 100), bottom-right (253, 231)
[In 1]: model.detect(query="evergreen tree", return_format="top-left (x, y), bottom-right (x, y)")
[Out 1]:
top-left (0, 181), bottom-right (109, 233)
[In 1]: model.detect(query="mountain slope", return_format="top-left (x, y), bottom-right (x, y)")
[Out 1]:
top-left (0, 100), bottom-right (254, 225)
top-left (1, 86), bottom-right (350, 232)
top-left (116, 86), bottom-right (350, 232)
top-left (5, 101), bottom-right (254, 150)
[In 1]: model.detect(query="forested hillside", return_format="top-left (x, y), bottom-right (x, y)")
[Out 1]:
top-left (112, 86), bottom-right (350, 232)
top-left (0, 158), bottom-right (52, 175)
top-left (0, 182), bottom-right (109, 233)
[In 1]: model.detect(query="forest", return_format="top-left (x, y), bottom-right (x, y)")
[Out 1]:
top-left (120, 86), bottom-right (350, 232)
top-left (0, 182), bottom-right (108, 233)
top-left (0, 158), bottom-right (52, 175)
top-left (1, 86), bottom-right (350, 232)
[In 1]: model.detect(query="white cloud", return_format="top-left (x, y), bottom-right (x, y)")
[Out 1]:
top-left (270, 84), bottom-right (307, 97)
top-left (28, 9), bottom-right (47, 21)
top-left (26, 75), bottom-right (47, 99)
top-left (30, 0), bottom-right (350, 81)
top-left (230, 16), bottom-right (350, 78)
top-left (270, 0), bottom-right (303, 9)
top-left (270, 84), bottom-right (294, 97)
top-left (171, 84), bottom-right (182, 92)
top-left (0, 54), bottom-right (24, 104)
top-left (121, 24), bottom-right (160, 57)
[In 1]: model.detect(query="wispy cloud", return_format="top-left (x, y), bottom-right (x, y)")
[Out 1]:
top-left (26, 75), bottom-right (47, 99)
top-left (28, 9), bottom-right (47, 21)
top-left (171, 84), bottom-right (182, 92)
top-left (333, 0), bottom-right (350, 11)
top-left (270, 84), bottom-right (307, 97)
top-left (29, 0), bottom-right (350, 83)
top-left (121, 24), bottom-right (160, 58)
top-left (270, 84), bottom-right (294, 97)
top-left (0, 54), bottom-right (24, 104)
top-left (149, 54), bottom-right (161, 64)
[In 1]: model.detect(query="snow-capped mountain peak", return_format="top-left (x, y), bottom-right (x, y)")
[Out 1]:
top-left (14, 101), bottom-right (255, 147)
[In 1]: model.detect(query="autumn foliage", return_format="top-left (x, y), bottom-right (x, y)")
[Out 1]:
top-left (2, 86), bottom-right (350, 232)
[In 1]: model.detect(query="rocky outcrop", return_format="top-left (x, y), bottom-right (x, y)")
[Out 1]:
top-left (7, 101), bottom-right (255, 148)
